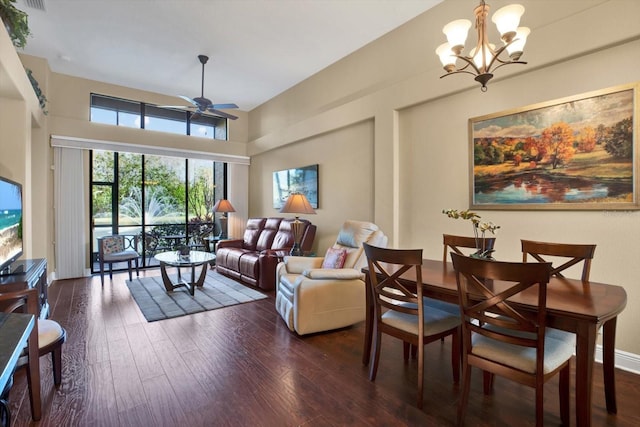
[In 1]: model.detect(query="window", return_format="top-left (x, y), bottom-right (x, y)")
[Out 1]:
top-left (90, 95), bottom-right (141, 128)
top-left (90, 94), bottom-right (228, 140)
top-left (90, 149), bottom-right (227, 272)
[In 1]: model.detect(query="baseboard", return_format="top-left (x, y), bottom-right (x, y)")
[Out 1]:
top-left (595, 344), bottom-right (640, 375)
top-left (50, 268), bottom-right (91, 281)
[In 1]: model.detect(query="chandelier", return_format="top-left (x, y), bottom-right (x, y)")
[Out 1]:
top-left (435, 1), bottom-right (530, 91)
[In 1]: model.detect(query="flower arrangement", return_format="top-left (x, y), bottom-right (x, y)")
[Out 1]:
top-left (442, 208), bottom-right (500, 259)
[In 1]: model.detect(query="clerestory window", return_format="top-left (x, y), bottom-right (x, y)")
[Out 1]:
top-left (90, 93), bottom-right (228, 140)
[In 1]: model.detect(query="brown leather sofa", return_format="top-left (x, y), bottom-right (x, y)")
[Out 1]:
top-left (215, 217), bottom-right (316, 290)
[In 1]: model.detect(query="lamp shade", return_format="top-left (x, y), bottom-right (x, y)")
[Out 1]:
top-left (436, 43), bottom-right (456, 68)
top-left (213, 199), bottom-right (236, 213)
top-left (491, 4), bottom-right (525, 39)
top-left (506, 26), bottom-right (530, 58)
top-left (442, 19), bottom-right (471, 51)
top-left (279, 193), bottom-right (316, 215)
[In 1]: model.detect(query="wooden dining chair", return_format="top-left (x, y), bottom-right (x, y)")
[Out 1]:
top-left (521, 239), bottom-right (618, 413)
top-left (443, 234), bottom-right (496, 263)
top-left (450, 253), bottom-right (574, 427)
top-left (363, 242), bottom-right (461, 409)
top-left (521, 239), bottom-right (596, 282)
top-left (0, 288), bottom-right (67, 421)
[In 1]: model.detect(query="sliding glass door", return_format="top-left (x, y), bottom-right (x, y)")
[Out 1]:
top-left (91, 150), bottom-right (225, 273)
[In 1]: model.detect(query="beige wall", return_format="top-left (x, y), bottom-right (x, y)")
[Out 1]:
top-left (2, 0), bottom-right (639, 356)
top-left (250, 119), bottom-right (375, 253)
top-left (247, 0), bottom-right (640, 356)
top-left (0, 26), bottom-right (48, 266)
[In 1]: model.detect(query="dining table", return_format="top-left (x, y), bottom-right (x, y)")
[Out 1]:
top-left (361, 258), bottom-right (627, 427)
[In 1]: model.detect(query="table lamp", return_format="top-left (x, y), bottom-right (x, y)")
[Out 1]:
top-left (279, 192), bottom-right (316, 255)
top-left (213, 199), bottom-right (236, 239)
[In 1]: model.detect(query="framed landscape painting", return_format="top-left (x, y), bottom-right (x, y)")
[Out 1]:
top-left (469, 83), bottom-right (639, 210)
top-left (273, 164), bottom-right (319, 209)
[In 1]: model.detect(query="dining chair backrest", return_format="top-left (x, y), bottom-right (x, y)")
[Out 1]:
top-left (451, 253), bottom-right (551, 355)
top-left (521, 239), bottom-right (596, 282)
top-left (363, 242), bottom-right (461, 409)
top-left (450, 253), bottom-right (572, 426)
top-left (364, 242), bottom-right (424, 320)
top-left (442, 234), bottom-right (496, 263)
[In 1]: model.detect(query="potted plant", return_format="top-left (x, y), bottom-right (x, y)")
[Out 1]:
top-left (0, 0), bottom-right (30, 49)
top-left (442, 208), bottom-right (500, 259)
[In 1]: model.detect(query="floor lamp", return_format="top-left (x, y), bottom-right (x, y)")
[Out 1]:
top-left (279, 193), bottom-right (316, 256)
top-left (213, 199), bottom-right (236, 239)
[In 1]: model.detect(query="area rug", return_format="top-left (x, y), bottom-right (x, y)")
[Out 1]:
top-left (126, 270), bottom-right (267, 322)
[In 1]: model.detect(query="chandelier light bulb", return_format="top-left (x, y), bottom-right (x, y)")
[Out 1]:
top-left (506, 27), bottom-right (530, 59)
top-left (436, 43), bottom-right (456, 70)
top-left (491, 4), bottom-right (525, 42)
top-left (442, 19), bottom-right (471, 53)
top-left (470, 44), bottom-right (496, 70)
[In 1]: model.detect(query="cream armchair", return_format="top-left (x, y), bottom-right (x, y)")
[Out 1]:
top-left (275, 220), bottom-right (387, 335)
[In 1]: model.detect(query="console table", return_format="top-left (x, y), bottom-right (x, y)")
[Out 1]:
top-left (0, 259), bottom-right (48, 319)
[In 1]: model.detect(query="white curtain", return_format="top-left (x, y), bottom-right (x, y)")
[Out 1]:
top-left (54, 147), bottom-right (87, 279)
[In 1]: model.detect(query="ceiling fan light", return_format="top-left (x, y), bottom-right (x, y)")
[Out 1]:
top-left (506, 26), bottom-right (530, 60)
top-left (492, 4), bottom-right (525, 42)
top-left (442, 19), bottom-right (471, 53)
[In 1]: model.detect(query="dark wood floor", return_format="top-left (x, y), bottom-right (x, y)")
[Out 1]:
top-left (6, 269), bottom-right (640, 426)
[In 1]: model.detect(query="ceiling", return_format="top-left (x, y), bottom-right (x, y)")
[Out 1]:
top-left (16, 0), bottom-right (443, 112)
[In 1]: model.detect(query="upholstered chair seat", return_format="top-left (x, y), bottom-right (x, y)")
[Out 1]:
top-left (98, 235), bottom-right (140, 285)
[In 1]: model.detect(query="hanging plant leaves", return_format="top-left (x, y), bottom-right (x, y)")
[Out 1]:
top-left (25, 68), bottom-right (48, 114)
top-left (0, 0), bottom-right (31, 49)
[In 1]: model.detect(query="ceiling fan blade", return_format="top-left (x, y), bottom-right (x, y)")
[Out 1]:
top-left (178, 95), bottom-right (199, 107)
top-left (156, 105), bottom-right (195, 110)
top-left (207, 108), bottom-right (238, 120)
top-left (211, 103), bottom-right (238, 110)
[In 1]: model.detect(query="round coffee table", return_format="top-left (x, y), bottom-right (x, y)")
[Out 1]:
top-left (154, 250), bottom-right (216, 296)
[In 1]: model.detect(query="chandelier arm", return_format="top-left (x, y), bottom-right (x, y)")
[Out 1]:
top-left (439, 69), bottom-right (482, 79)
top-left (483, 42), bottom-right (515, 71)
top-left (453, 55), bottom-right (483, 75)
top-left (487, 60), bottom-right (528, 74)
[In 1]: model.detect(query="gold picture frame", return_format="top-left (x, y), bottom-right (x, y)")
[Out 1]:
top-left (469, 82), bottom-right (639, 210)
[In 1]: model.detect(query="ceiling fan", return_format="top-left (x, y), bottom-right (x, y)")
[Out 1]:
top-left (161, 54), bottom-right (239, 120)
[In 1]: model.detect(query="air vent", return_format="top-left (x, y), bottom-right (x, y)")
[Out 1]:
top-left (23, 0), bottom-right (46, 11)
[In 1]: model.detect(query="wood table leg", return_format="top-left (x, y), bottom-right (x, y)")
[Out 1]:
top-left (160, 262), bottom-right (174, 293)
top-left (575, 323), bottom-right (597, 427)
top-left (26, 319), bottom-right (41, 421)
top-left (603, 317), bottom-right (618, 414)
top-left (195, 262), bottom-right (208, 287)
top-left (362, 275), bottom-right (373, 366)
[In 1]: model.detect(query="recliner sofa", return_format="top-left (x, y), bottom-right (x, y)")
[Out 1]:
top-left (216, 217), bottom-right (316, 290)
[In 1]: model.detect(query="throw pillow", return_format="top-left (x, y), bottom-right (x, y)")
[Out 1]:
top-left (321, 247), bottom-right (347, 269)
